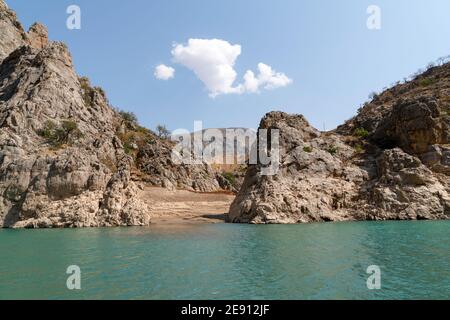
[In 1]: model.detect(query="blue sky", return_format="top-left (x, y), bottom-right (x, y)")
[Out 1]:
top-left (7, 0), bottom-right (450, 132)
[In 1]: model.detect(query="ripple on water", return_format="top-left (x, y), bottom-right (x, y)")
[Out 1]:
top-left (0, 221), bottom-right (449, 299)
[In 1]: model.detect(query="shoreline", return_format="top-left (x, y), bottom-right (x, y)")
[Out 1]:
top-left (140, 187), bottom-right (235, 225)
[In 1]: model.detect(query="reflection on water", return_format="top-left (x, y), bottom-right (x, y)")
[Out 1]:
top-left (0, 221), bottom-right (449, 299)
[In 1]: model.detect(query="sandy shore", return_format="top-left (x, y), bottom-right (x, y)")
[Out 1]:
top-left (140, 187), bottom-right (235, 224)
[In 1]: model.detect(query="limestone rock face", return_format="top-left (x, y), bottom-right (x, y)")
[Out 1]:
top-left (368, 148), bottom-right (449, 220)
top-left (372, 97), bottom-right (449, 153)
top-left (136, 137), bottom-right (222, 193)
top-left (113, 119), bottom-right (233, 193)
top-left (228, 112), bottom-right (370, 223)
top-left (229, 62), bottom-right (450, 223)
top-left (0, 0), bottom-right (27, 62)
top-left (0, 2), bottom-right (149, 228)
top-left (0, 1), bottom-right (232, 228)
top-left (27, 23), bottom-right (48, 50)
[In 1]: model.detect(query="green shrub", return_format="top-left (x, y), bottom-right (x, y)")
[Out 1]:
top-left (354, 127), bottom-right (369, 138)
top-left (79, 77), bottom-right (108, 106)
top-left (419, 78), bottom-right (434, 87)
top-left (136, 125), bottom-right (150, 134)
top-left (303, 146), bottom-right (313, 153)
top-left (368, 92), bottom-right (378, 100)
top-left (94, 86), bottom-right (106, 99)
top-left (123, 142), bottom-right (134, 155)
top-left (156, 124), bottom-right (170, 139)
top-left (119, 110), bottom-right (138, 124)
top-left (79, 77), bottom-right (95, 107)
top-left (61, 120), bottom-right (77, 133)
top-left (327, 145), bottom-right (339, 155)
top-left (354, 144), bottom-right (364, 153)
top-left (222, 172), bottom-right (236, 185)
top-left (39, 120), bottom-right (82, 147)
top-left (40, 120), bottom-right (57, 140)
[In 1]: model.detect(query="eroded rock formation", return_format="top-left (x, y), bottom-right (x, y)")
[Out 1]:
top-left (0, 47), bottom-right (152, 227)
top-left (0, 2), bottom-right (151, 227)
top-left (0, 1), bottom-right (27, 61)
top-left (228, 63), bottom-right (450, 223)
top-left (0, 1), bottom-right (232, 228)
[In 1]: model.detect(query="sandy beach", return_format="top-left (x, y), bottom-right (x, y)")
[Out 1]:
top-left (140, 187), bottom-right (235, 224)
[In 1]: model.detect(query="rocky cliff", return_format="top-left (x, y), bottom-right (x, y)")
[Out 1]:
top-left (0, 1), bottom-right (233, 228)
top-left (0, 0), bottom-right (27, 61)
top-left (0, 3), bottom-right (152, 227)
top-left (2, 0), bottom-right (448, 227)
top-left (114, 120), bottom-right (240, 193)
top-left (228, 62), bottom-right (450, 223)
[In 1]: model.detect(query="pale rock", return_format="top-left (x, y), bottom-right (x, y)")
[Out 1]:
top-left (27, 23), bottom-right (48, 50)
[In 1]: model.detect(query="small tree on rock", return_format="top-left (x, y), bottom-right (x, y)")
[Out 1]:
top-left (156, 124), bottom-right (170, 139)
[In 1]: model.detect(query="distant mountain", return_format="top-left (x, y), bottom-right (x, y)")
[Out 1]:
top-left (175, 127), bottom-right (256, 163)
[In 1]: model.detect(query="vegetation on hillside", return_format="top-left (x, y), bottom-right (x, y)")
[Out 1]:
top-left (356, 56), bottom-right (450, 116)
top-left (156, 124), bottom-right (170, 139)
top-left (39, 120), bottom-right (83, 148)
top-left (79, 76), bottom-right (108, 107)
top-left (354, 127), bottom-right (369, 138)
top-left (303, 146), bottom-right (313, 153)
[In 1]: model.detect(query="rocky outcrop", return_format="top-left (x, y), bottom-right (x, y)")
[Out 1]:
top-left (0, 1), bottom-right (240, 228)
top-left (136, 137), bottom-right (222, 192)
top-left (113, 117), bottom-right (234, 193)
top-left (228, 63), bottom-right (450, 223)
top-left (135, 130), bottom-right (247, 193)
top-left (0, 0), bottom-right (27, 61)
top-left (27, 23), bottom-right (48, 50)
top-left (228, 112), bottom-right (369, 223)
top-left (0, 2), bottom-right (150, 228)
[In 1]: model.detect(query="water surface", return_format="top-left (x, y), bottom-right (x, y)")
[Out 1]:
top-left (0, 221), bottom-right (448, 299)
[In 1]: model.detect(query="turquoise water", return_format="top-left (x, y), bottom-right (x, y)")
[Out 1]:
top-left (0, 221), bottom-right (449, 300)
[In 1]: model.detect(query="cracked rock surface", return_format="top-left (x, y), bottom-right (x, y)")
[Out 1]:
top-left (229, 63), bottom-right (450, 223)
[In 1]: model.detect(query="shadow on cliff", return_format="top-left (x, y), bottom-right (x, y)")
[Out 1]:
top-left (3, 203), bottom-right (21, 228)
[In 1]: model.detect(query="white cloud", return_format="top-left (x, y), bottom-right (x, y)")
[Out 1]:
top-left (154, 64), bottom-right (175, 80)
top-left (171, 38), bottom-right (292, 97)
top-left (171, 39), bottom-right (241, 96)
top-left (242, 63), bottom-right (293, 93)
